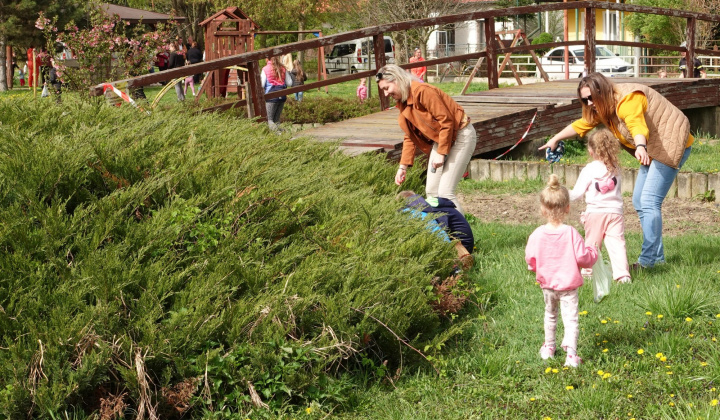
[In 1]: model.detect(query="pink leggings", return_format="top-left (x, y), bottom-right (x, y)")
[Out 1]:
top-left (543, 288), bottom-right (579, 354)
top-left (583, 212), bottom-right (630, 280)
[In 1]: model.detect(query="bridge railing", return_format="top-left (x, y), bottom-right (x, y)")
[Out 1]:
top-left (90, 1), bottom-right (720, 120)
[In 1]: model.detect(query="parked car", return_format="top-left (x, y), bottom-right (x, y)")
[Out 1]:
top-left (537, 46), bottom-right (633, 79)
top-left (325, 36), bottom-right (395, 74)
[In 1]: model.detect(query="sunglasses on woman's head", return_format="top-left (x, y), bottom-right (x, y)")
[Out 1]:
top-left (580, 95), bottom-right (593, 105)
top-left (375, 72), bottom-right (384, 81)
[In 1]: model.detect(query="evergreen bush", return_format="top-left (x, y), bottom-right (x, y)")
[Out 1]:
top-left (0, 97), bottom-right (466, 418)
top-left (283, 95), bottom-right (382, 124)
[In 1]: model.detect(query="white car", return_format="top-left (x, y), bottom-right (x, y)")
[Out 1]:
top-left (324, 36), bottom-right (395, 74)
top-left (537, 46), bottom-right (633, 79)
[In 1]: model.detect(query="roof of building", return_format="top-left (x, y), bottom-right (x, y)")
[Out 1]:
top-left (100, 3), bottom-right (186, 24)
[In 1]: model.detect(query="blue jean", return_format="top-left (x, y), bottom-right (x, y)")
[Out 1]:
top-left (632, 147), bottom-right (691, 267)
top-left (295, 91), bottom-right (303, 102)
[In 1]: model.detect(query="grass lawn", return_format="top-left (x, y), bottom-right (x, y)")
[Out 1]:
top-left (330, 185), bottom-right (720, 419)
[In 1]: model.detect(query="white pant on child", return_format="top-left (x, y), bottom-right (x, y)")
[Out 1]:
top-left (542, 288), bottom-right (579, 354)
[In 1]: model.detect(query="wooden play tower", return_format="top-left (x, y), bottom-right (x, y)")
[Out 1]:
top-left (198, 7), bottom-right (259, 99)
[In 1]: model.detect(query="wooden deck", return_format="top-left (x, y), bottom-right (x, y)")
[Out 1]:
top-left (301, 78), bottom-right (720, 161)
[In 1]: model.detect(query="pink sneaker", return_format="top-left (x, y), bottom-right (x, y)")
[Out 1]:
top-left (540, 343), bottom-right (556, 360)
top-left (564, 354), bottom-right (582, 367)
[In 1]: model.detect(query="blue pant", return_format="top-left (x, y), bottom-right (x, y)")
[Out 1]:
top-left (632, 147), bottom-right (691, 267)
top-left (295, 91), bottom-right (303, 102)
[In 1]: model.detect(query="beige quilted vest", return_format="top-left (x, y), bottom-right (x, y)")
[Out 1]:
top-left (614, 83), bottom-right (689, 168)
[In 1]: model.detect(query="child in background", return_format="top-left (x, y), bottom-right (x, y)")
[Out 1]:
top-left (570, 128), bottom-right (631, 283)
top-left (291, 59), bottom-right (307, 102)
top-left (19, 64), bottom-right (26, 87)
top-left (357, 78), bottom-right (367, 102)
top-left (184, 75), bottom-right (196, 97)
top-left (525, 174), bottom-right (598, 367)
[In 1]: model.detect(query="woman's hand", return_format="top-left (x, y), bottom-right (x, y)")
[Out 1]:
top-left (431, 156), bottom-right (445, 170)
top-left (539, 125), bottom-right (578, 151)
top-left (538, 137), bottom-right (559, 151)
top-left (634, 145), bottom-right (651, 165)
top-left (395, 167), bottom-right (406, 185)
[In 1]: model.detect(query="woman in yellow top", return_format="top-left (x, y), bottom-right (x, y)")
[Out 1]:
top-left (540, 72), bottom-right (692, 270)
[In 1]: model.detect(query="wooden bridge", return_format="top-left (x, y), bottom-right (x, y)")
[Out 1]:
top-left (302, 77), bottom-right (720, 161)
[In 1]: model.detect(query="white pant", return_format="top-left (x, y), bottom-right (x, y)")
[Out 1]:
top-left (425, 124), bottom-right (476, 215)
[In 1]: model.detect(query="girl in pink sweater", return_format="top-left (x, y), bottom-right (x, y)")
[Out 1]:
top-left (570, 128), bottom-right (631, 283)
top-left (526, 174), bottom-right (598, 367)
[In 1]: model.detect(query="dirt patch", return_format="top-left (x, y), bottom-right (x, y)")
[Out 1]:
top-left (459, 192), bottom-right (720, 236)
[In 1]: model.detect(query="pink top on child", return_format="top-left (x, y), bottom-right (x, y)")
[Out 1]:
top-left (525, 224), bottom-right (598, 291)
top-left (357, 85), bottom-right (367, 101)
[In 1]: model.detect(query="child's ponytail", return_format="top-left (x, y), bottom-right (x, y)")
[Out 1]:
top-left (540, 174), bottom-right (570, 223)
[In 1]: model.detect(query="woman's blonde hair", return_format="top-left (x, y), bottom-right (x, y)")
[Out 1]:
top-left (376, 64), bottom-right (412, 103)
top-left (587, 128), bottom-right (620, 175)
top-left (540, 174), bottom-right (570, 223)
top-left (293, 59), bottom-right (304, 80)
top-left (270, 56), bottom-right (284, 81)
top-left (578, 72), bottom-right (619, 134)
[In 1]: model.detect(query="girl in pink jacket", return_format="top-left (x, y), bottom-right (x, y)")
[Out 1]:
top-left (525, 174), bottom-right (598, 367)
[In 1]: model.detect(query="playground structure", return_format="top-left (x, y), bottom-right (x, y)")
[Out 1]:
top-left (91, 1), bottom-right (720, 121)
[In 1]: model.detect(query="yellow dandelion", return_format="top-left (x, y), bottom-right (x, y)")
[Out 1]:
top-left (566, 385), bottom-right (574, 390)
top-left (602, 373), bottom-right (611, 379)
top-left (660, 356), bottom-right (667, 362)
top-left (595, 333), bottom-right (600, 336)
top-left (543, 417), bottom-right (552, 420)
top-left (686, 317), bottom-right (693, 322)
top-left (711, 399), bottom-right (718, 406)
top-left (545, 367), bottom-right (552, 373)
top-left (603, 340), bottom-right (608, 343)
top-left (552, 368), bottom-right (559, 373)
top-left (670, 394), bottom-right (675, 398)
top-left (646, 311), bottom-right (652, 315)
top-left (597, 370), bottom-right (605, 375)
top-left (716, 314), bottom-right (720, 319)
top-left (667, 371), bottom-right (673, 375)
top-left (602, 348), bottom-right (609, 353)
top-left (637, 349), bottom-right (645, 355)
top-left (712, 387), bottom-right (717, 392)
top-left (601, 320), bottom-right (608, 324)
top-left (713, 337), bottom-right (717, 342)
top-left (689, 334), bottom-right (694, 338)
top-left (580, 310), bottom-right (588, 315)
top-left (676, 284), bottom-right (681, 288)
top-left (657, 314), bottom-right (664, 319)
top-left (701, 362), bottom-right (709, 367)
top-left (306, 407), bottom-right (313, 414)
top-left (614, 320), bottom-right (619, 324)
top-left (669, 402), bottom-right (675, 406)
top-left (530, 397), bottom-right (536, 402)
top-left (656, 352), bottom-right (664, 358)
top-left (628, 394), bottom-right (633, 399)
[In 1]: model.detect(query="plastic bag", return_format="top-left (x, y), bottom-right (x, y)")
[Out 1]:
top-left (592, 250), bottom-right (612, 303)
top-left (41, 85), bottom-right (49, 97)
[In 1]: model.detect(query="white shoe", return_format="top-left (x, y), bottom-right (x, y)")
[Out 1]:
top-left (616, 276), bottom-right (632, 284)
top-left (564, 354), bottom-right (582, 367)
top-left (540, 343), bottom-right (556, 360)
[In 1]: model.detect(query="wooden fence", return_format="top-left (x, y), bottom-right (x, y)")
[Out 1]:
top-left (90, 1), bottom-right (720, 121)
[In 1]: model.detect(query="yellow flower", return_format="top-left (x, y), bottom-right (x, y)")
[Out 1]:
top-left (676, 284), bottom-right (681, 288)
top-left (656, 352), bottom-right (664, 358)
top-left (627, 394), bottom-right (633, 398)
top-left (669, 402), bottom-right (675, 406)
top-left (689, 334), bottom-right (694, 337)
top-left (602, 373), bottom-right (611, 379)
top-left (701, 362), bottom-right (709, 367)
top-left (646, 311), bottom-right (652, 315)
top-left (530, 397), bottom-right (536, 401)
top-left (545, 367), bottom-right (552, 373)
top-left (660, 356), bottom-right (667, 362)
top-left (602, 348), bottom-right (609, 353)
top-left (637, 349), bottom-right (645, 355)
top-left (306, 407), bottom-right (313, 414)
top-left (614, 320), bottom-right (619, 324)
top-left (580, 310), bottom-right (588, 315)
top-left (601, 319), bottom-right (608, 324)
top-left (686, 317), bottom-right (693, 322)
top-left (552, 368), bottom-right (559, 373)
top-left (667, 371), bottom-right (673, 375)
top-left (716, 314), bottom-right (720, 319)
top-left (543, 417), bottom-right (552, 420)
top-left (595, 333), bottom-right (600, 336)
top-left (566, 385), bottom-right (574, 390)
top-left (670, 394), bottom-right (675, 398)
top-left (711, 399), bottom-right (718, 406)
top-left (597, 370), bottom-right (605, 375)
top-left (713, 337), bottom-right (717, 342)
top-left (657, 314), bottom-right (664, 319)
top-left (712, 387), bottom-right (716, 392)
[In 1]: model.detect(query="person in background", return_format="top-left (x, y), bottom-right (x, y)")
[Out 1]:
top-left (184, 74), bottom-right (196, 97)
top-left (678, 42), bottom-right (706, 78)
top-left (409, 48), bottom-right (427, 82)
top-left (525, 174), bottom-right (598, 368)
top-left (186, 41), bottom-right (203, 85)
top-left (376, 64), bottom-right (475, 214)
top-left (658, 68), bottom-right (667, 78)
top-left (167, 44), bottom-right (186, 101)
top-left (290, 59), bottom-right (307, 102)
top-left (357, 78), bottom-right (367, 103)
top-left (539, 72), bottom-right (693, 271)
top-left (261, 56), bottom-right (293, 132)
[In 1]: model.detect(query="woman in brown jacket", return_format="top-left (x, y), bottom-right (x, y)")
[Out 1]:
top-left (376, 64), bottom-right (476, 214)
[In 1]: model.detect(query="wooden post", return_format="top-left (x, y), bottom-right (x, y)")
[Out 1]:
top-left (246, 61), bottom-right (267, 121)
top-left (686, 17), bottom-right (696, 78)
top-left (373, 34), bottom-right (389, 110)
top-left (485, 17), bottom-right (498, 90)
top-left (6, 45), bottom-right (12, 88)
top-left (520, 32), bottom-right (548, 82)
top-left (585, 7), bottom-right (596, 74)
top-left (245, 82), bottom-right (254, 118)
top-left (563, 0), bottom-right (569, 80)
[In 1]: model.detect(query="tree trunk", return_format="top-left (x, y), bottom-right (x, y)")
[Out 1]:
top-left (297, 19), bottom-right (305, 64)
top-left (0, 36), bottom-right (7, 92)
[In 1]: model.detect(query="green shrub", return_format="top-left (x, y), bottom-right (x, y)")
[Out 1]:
top-left (531, 32), bottom-right (555, 55)
top-left (0, 97), bottom-right (465, 418)
top-left (283, 95), bottom-right (382, 124)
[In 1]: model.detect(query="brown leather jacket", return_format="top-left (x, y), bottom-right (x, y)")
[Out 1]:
top-left (397, 81), bottom-right (466, 166)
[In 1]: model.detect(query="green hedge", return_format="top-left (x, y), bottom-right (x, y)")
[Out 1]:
top-left (0, 98), bottom-right (464, 418)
